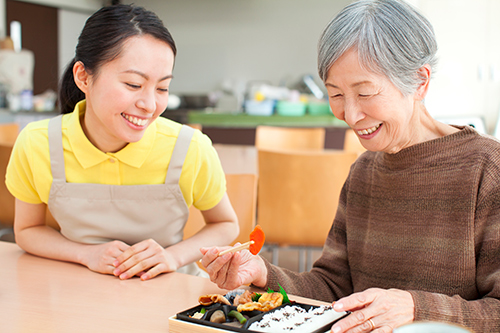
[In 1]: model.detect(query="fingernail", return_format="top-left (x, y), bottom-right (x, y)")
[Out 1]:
top-left (334, 302), bottom-right (343, 310)
top-left (113, 269), bottom-right (120, 276)
top-left (113, 260), bottom-right (119, 267)
top-left (119, 273), bottom-right (128, 279)
top-left (211, 248), bottom-right (218, 254)
top-left (222, 253), bottom-right (231, 260)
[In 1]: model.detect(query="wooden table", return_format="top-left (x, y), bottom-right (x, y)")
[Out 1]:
top-left (0, 241), bottom-right (329, 332)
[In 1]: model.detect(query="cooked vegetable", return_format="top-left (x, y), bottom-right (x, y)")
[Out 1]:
top-left (210, 310), bottom-right (226, 323)
top-left (251, 293), bottom-right (262, 302)
top-left (228, 310), bottom-right (247, 324)
top-left (249, 225), bottom-right (265, 255)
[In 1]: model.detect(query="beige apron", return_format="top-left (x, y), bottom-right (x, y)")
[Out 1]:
top-left (47, 115), bottom-right (205, 276)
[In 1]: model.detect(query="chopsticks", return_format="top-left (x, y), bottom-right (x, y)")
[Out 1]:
top-left (218, 240), bottom-right (255, 256)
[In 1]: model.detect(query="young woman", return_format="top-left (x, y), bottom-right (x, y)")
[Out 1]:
top-left (6, 4), bottom-right (239, 281)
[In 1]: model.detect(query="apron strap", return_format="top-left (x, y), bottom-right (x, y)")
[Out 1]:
top-left (48, 115), bottom-right (66, 181)
top-left (165, 125), bottom-right (194, 185)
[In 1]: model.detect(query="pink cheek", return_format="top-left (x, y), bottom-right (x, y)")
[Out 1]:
top-left (330, 108), bottom-right (344, 121)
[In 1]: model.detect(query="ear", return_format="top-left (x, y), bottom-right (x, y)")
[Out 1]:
top-left (73, 61), bottom-right (90, 94)
top-left (414, 64), bottom-right (431, 101)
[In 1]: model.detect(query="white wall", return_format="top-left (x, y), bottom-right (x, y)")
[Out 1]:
top-left (131, 0), bottom-right (500, 132)
top-left (58, 9), bottom-right (90, 79)
top-left (131, 0), bottom-right (351, 96)
top-left (415, 0), bottom-right (500, 133)
top-left (4, 0), bottom-right (500, 132)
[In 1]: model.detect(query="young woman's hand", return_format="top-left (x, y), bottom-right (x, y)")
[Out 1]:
top-left (200, 245), bottom-right (268, 290)
top-left (81, 240), bottom-right (130, 275)
top-left (111, 238), bottom-right (178, 280)
top-left (330, 288), bottom-right (414, 333)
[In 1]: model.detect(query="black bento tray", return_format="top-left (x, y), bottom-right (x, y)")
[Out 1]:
top-left (175, 302), bottom-right (350, 333)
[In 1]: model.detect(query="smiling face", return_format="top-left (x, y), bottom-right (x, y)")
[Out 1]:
top-left (325, 48), bottom-right (426, 154)
top-left (74, 34), bottom-right (175, 153)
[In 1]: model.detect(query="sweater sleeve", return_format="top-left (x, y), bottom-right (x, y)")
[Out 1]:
top-left (410, 155), bottom-right (500, 331)
top-left (264, 181), bottom-right (353, 302)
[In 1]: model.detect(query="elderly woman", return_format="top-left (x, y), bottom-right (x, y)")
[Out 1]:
top-left (200, 0), bottom-right (500, 332)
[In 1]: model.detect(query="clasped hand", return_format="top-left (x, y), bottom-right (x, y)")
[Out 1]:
top-left (84, 239), bottom-right (178, 281)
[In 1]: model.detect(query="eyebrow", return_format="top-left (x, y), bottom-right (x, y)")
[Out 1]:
top-left (325, 80), bottom-right (372, 89)
top-left (122, 69), bottom-right (173, 81)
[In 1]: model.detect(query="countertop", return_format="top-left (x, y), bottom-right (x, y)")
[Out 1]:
top-left (185, 110), bottom-right (347, 128)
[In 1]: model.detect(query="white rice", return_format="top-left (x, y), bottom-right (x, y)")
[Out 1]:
top-left (248, 304), bottom-right (345, 332)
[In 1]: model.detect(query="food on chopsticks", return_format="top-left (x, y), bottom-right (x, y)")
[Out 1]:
top-left (198, 294), bottom-right (231, 306)
top-left (218, 225), bottom-right (266, 256)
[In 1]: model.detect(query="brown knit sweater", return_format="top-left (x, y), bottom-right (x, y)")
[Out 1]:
top-left (265, 126), bottom-right (500, 332)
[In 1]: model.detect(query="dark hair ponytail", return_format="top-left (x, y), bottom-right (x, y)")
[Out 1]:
top-left (58, 4), bottom-right (177, 114)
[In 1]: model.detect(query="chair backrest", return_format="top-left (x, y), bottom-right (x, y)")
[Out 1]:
top-left (255, 126), bottom-right (325, 151)
top-left (0, 135), bottom-right (59, 230)
top-left (343, 128), bottom-right (366, 155)
top-left (257, 149), bottom-right (357, 247)
top-left (183, 173), bottom-right (258, 245)
top-left (0, 123), bottom-right (19, 145)
top-left (0, 143), bottom-right (15, 226)
top-left (0, 124), bottom-right (18, 226)
top-left (186, 123), bottom-right (202, 131)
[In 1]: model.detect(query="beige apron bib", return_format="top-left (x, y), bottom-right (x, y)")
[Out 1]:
top-left (47, 115), bottom-right (205, 276)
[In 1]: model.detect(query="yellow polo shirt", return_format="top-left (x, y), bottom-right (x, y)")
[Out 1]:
top-left (6, 100), bottom-right (226, 211)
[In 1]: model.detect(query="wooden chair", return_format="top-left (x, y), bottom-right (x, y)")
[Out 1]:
top-left (0, 143), bottom-right (15, 239)
top-left (343, 128), bottom-right (366, 155)
top-left (0, 124), bottom-right (18, 238)
top-left (186, 123), bottom-right (202, 131)
top-left (0, 123), bottom-right (19, 145)
top-left (255, 125), bottom-right (325, 151)
top-left (0, 125), bottom-right (59, 240)
top-left (257, 149), bottom-right (358, 272)
top-left (183, 173), bottom-right (258, 246)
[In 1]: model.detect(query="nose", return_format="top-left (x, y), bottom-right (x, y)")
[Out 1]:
top-left (343, 98), bottom-right (365, 126)
top-left (136, 89), bottom-right (157, 114)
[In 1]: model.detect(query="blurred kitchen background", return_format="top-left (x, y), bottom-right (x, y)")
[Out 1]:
top-left (0, 0), bottom-right (498, 134)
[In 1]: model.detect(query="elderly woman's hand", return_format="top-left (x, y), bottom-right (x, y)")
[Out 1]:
top-left (330, 288), bottom-right (414, 333)
top-left (200, 245), bottom-right (268, 290)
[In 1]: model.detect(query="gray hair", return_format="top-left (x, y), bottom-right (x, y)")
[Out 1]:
top-left (318, 0), bottom-right (438, 96)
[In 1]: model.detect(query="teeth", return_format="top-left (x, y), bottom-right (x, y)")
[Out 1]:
top-left (357, 124), bottom-right (380, 136)
top-left (122, 113), bottom-right (147, 126)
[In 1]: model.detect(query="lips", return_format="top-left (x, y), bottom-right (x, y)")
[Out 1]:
top-left (121, 113), bottom-right (148, 126)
